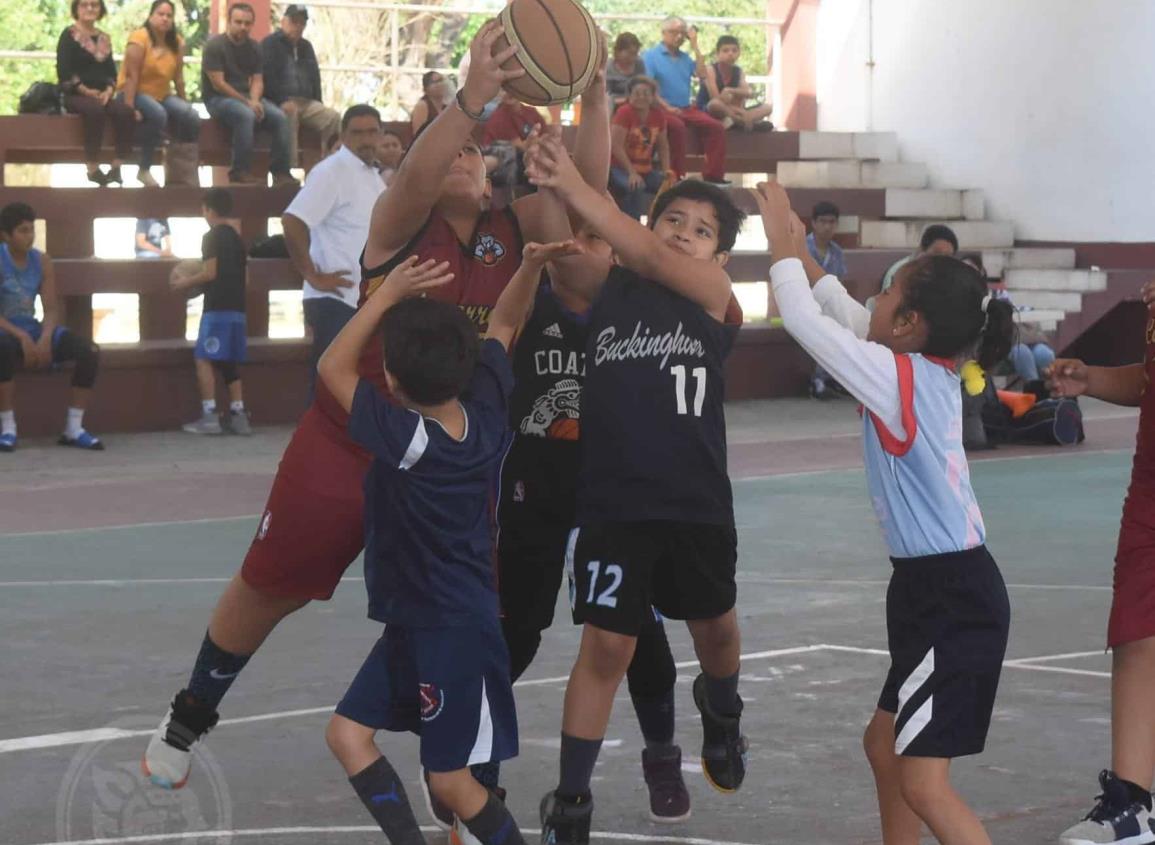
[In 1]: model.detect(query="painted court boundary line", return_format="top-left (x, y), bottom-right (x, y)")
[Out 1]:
top-left (25, 826), bottom-right (761, 845)
top-left (0, 644), bottom-right (1108, 756)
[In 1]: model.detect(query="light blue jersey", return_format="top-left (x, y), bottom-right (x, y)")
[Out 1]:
top-left (863, 353), bottom-right (986, 558)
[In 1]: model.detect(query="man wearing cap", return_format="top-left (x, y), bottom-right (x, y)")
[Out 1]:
top-left (261, 4), bottom-right (340, 167)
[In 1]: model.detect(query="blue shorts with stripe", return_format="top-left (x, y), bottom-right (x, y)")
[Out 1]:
top-left (336, 620), bottom-right (519, 772)
top-left (878, 545), bottom-right (1010, 758)
top-left (195, 310), bottom-right (246, 362)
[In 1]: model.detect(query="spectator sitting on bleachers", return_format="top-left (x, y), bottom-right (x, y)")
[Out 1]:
top-left (643, 17), bottom-right (728, 186)
top-left (377, 129), bottom-right (404, 186)
top-left (116, 0), bottom-right (200, 188)
top-left (170, 189), bottom-right (251, 435)
top-left (261, 4), bottom-right (340, 168)
top-left (0, 203), bottom-right (104, 452)
top-left (482, 91), bottom-right (544, 192)
top-left (57, 0), bottom-right (136, 187)
top-left (609, 77), bottom-right (671, 220)
top-left (606, 32), bottom-right (646, 112)
top-left (202, 2), bottom-right (298, 187)
top-left (806, 201), bottom-right (850, 400)
top-left (135, 217), bottom-right (173, 259)
top-left (698, 35), bottom-right (772, 131)
top-left (409, 71), bottom-right (449, 136)
top-left (879, 222), bottom-right (958, 292)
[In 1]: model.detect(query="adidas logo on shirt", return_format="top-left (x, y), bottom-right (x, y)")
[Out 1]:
top-left (542, 323), bottom-right (563, 339)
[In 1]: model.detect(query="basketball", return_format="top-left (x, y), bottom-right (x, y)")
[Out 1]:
top-left (171, 258), bottom-right (206, 299)
top-left (493, 0), bottom-right (600, 106)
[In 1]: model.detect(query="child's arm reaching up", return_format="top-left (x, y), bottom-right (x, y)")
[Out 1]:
top-left (485, 240), bottom-right (583, 351)
top-left (753, 181), bottom-right (906, 438)
top-left (527, 134), bottom-right (731, 322)
top-left (317, 257), bottom-right (454, 413)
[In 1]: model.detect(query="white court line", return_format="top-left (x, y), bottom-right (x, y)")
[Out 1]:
top-left (0, 514), bottom-right (259, 540)
top-left (23, 826), bottom-right (762, 845)
top-left (737, 577), bottom-right (1111, 592)
top-left (1005, 650), bottom-right (1107, 665)
top-left (0, 643), bottom-right (1106, 756)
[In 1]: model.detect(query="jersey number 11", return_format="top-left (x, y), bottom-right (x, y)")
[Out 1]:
top-left (671, 365), bottom-right (707, 417)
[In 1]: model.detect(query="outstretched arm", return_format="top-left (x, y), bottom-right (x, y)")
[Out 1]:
top-left (364, 21), bottom-right (523, 267)
top-left (527, 135), bottom-right (730, 321)
top-left (318, 258), bottom-right (454, 412)
top-left (486, 240), bottom-right (583, 350)
top-left (572, 33), bottom-right (610, 190)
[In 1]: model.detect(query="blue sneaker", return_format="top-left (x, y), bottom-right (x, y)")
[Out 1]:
top-left (0, 432), bottom-right (15, 452)
top-left (58, 430), bottom-right (104, 450)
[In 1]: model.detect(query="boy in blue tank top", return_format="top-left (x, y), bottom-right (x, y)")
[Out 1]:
top-left (0, 202), bottom-right (103, 451)
top-left (318, 230), bottom-right (580, 845)
top-left (527, 135), bottom-right (749, 845)
top-left (755, 181), bottom-right (1016, 845)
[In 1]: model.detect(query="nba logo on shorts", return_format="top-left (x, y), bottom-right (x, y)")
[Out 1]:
top-left (257, 511), bottom-right (272, 541)
top-left (204, 336), bottom-right (221, 355)
top-left (419, 683), bottom-right (444, 722)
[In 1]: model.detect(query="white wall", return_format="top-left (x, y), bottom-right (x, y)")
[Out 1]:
top-left (816, 0), bottom-right (1155, 242)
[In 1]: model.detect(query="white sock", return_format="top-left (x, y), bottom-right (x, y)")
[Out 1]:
top-left (64, 407), bottom-right (84, 438)
top-left (0, 410), bottom-right (15, 437)
top-left (202, 400), bottom-right (217, 415)
top-left (230, 400), bottom-right (245, 413)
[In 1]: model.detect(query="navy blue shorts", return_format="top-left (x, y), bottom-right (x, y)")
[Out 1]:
top-left (0, 316), bottom-right (66, 348)
top-left (195, 311), bottom-right (246, 362)
top-left (336, 621), bottom-right (519, 772)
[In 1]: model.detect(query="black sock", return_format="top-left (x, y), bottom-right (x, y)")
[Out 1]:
top-left (186, 631), bottom-right (251, 711)
top-left (1121, 777), bottom-right (1153, 811)
top-left (463, 792), bottom-right (526, 845)
top-left (631, 689), bottom-right (675, 750)
top-left (703, 669), bottom-right (740, 717)
top-left (557, 733), bottom-right (602, 800)
top-left (349, 756), bottom-right (426, 845)
top-left (471, 760), bottom-right (501, 790)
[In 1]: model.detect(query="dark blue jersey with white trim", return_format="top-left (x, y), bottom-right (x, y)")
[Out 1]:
top-left (576, 266), bottom-right (737, 526)
top-left (348, 338), bottom-right (513, 626)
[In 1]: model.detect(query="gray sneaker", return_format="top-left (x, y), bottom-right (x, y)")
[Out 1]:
top-left (1060, 770), bottom-right (1155, 845)
top-left (223, 410), bottom-right (253, 436)
top-left (182, 412), bottom-right (222, 435)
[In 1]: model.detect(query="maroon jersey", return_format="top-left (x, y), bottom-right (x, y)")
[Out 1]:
top-left (313, 207), bottom-right (524, 425)
top-left (1117, 316), bottom-right (1155, 553)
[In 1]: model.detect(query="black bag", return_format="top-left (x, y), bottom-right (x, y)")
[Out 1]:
top-left (984, 396), bottom-right (1085, 446)
top-left (248, 234), bottom-right (288, 258)
top-left (19, 82), bottom-right (63, 115)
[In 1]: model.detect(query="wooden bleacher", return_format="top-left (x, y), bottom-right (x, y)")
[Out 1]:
top-left (0, 114), bottom-right (887, 436)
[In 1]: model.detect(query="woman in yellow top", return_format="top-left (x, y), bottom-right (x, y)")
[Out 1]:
top-left (115, 0), bottom-right (199, 187)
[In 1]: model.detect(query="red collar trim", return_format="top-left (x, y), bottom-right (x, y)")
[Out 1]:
top-left (924, 355), bottom-right (957, 372)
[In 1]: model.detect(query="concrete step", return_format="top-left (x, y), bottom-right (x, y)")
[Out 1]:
top-left (1014, 308), bottom-right (1065, 331)
top-left (777, 160), bottom-right (928, 189)
top-left (860, 219), bottom-right (1014, 249)
top-left (981, 248), bottom-right (1078, 277)
top-left (1007, 290), bottom-right (1084, 312)
top-left (884, 189), bottom-right (963, 219)
top-left (797, 132), bottom-right (899, 161)
top-left (1004, 269), bottom-right (1109, 292)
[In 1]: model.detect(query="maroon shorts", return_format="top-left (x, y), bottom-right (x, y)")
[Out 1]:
top-left (240, 406), bottom-right (370, 601)
top-left (1109, 505), bottom-right (1155, 648)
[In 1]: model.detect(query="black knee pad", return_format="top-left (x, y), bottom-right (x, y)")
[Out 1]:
top-left (501, 619), bottom-right (543, 683)
top-left (0, 334), bottom-right (19, 383)
top-left (71, 340), bottom-right (100, 389)
top-left (213, 360), bottom-right (240, 385)
top-left (626, 617), bottom-right (677, 700)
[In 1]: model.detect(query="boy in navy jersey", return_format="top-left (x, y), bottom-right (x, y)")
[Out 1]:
top-left (319, 237), bottom-right (578, 845)
top-left (527, 136), bottom-right (748, 844)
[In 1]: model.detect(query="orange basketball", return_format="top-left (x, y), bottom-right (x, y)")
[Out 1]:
top-left (494, 0), bottom-right (599, 106)
top-left (548, 417), bottom-right (580, 441)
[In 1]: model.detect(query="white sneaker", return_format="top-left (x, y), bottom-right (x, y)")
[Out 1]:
top-left (1060, 771), bottom-right (1155, 845)
top-left (141, 692), bottom-right (219, 789)
top-left (182, 412), bottom-right (222, 435)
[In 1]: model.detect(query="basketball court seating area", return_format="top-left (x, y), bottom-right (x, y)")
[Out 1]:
top-left (0, 113), bottom-right (1150, 436)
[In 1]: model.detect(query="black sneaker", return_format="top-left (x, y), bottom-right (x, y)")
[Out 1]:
top-left (692, 673), bottom-right (748, 793)
top-left (539, 790), bottom-right (592, 845)
top-left (1060, 770), bottom-right (1155, 844)
top-left (642, 746), bottom-right (691, 822)
top-left (141, 690), bottom-right (219, 789)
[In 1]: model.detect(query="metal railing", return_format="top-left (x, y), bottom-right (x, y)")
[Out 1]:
top-left (2, 1), bottom-right (783, 118)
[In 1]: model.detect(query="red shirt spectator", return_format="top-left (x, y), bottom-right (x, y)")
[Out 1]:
top-left (612, 102), bottom-right (667, 174)
top-left (482, 96), bottom-right (545, 147)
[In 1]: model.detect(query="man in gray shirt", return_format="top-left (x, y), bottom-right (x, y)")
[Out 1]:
top-left (201, 2), bottom-right (298, 186)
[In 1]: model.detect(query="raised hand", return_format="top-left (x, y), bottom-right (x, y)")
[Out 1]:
top-left (525, 134), bottom-right (582, 196)
top-left (461, 20), bottom-right (526, 116)
top-left (750, 180), bottom-right (798, 259)
top-left (580, 30), bottom-right (609, 103)
top-left (377, 256), bottom-right (454, 301)
top-left (1047, 359), bottom-right (1089, 398)
top-left (523, 239), bottom-right (584, 266)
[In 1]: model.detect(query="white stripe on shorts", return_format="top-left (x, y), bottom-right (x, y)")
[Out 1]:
top-left (466, 678), bottom-right (495, 766)
top-left (564, 528), bottom-right (580, 610)
top-left (894, 648), bottom-right (935, 754)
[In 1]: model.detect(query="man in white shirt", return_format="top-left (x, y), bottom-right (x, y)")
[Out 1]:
top-left (282, 104), bottom-right (386, 394)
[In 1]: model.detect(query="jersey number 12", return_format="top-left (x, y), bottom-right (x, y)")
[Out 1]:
top-left (671, 365), bottom-right (707, 416)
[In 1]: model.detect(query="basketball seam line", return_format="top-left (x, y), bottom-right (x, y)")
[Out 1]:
top-left (531, 0), bottom-right (576, 94)
top-left (499, 7), bottom-right (553, 99)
